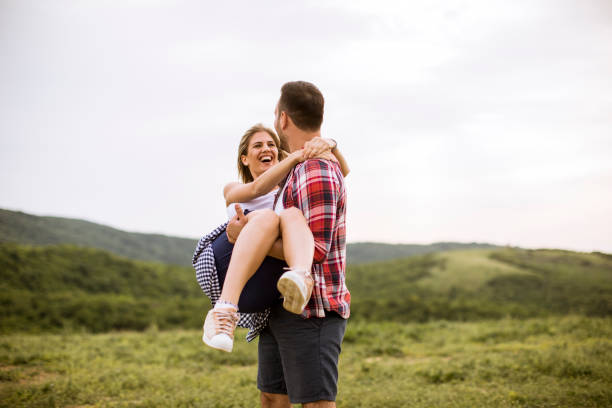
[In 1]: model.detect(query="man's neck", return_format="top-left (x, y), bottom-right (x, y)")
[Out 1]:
top-left (288, 129), bottom-right (322, 152)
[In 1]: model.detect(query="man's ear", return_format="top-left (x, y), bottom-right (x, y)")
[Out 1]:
top-left (280, 111), bottom-right (289, 130)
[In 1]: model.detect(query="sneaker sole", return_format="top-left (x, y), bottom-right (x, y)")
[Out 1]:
top-left (277, 274), bottom-right (308, 314)
top-left (202, 333), bottom-right (233, 353)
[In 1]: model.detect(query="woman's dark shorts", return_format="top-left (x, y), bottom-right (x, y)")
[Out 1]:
top-left (211, 230), bottom-right (287, 313)
top-left (257, 302), bottom-right (348, 404)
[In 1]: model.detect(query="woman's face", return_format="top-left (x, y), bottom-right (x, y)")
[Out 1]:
top-left (241, 131), bottom-right (279, 179)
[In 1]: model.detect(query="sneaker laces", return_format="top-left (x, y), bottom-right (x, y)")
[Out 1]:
top-left (283, 266), bottom-right (313, 279)
top-left (212, 309), bottom-right (239, 337)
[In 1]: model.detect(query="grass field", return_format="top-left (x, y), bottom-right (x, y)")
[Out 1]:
top-left (1, 316), bottom-right (611, 407)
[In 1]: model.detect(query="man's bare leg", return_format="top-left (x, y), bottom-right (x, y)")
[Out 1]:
top-left (260, 392), bottom-right (291, 408)
top-left (218, 209), bottom-right (280, 305)
top-left (303, 401), bottom-right (335, 408)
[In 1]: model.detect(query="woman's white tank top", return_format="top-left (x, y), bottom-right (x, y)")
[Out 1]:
top-left (226, 189), bottom-right (278, 219)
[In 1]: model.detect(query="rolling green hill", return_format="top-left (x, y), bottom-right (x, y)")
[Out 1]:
top-left (346, 241), bottom-right (498, 264)
top-left (347, 248), bottom-right (612, 322)
top-left (0, 208), bottom-right (498, 265)
top-left (1, 241), bottom-right (610, 333)
top-left (0, 243), bottom-right (206, 333)
top-left (0, 209), bottom-right (198, 266)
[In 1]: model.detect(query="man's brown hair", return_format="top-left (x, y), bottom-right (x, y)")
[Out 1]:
top-left (278, 81), bottom-right (324, 131)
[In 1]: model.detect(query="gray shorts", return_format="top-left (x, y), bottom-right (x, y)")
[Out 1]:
top-left (257, 302), bottom-right (348, 404)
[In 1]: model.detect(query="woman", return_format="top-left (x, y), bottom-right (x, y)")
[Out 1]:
top-left (194, 124), bottom-right (349, 352)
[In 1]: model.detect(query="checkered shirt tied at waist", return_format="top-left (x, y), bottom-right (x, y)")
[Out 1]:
top-left (192, 222), bottom-right (270, 342)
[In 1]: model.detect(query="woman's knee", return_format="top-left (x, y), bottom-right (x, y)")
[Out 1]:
top-left (279, 207), bottom-right (304, 222)
top-left (246, 209), bottom-right (280, 230)
top-left (279, 207), bottom-right (307, 231)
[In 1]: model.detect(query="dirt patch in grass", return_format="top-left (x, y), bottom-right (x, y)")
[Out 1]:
top-left (364, 356), bottom-right (452, 364)
top-left (0, 364), bottom-right (58, 385)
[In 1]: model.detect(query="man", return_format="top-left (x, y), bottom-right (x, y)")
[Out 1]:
top-left (257, 81), bottom-right (350, 408)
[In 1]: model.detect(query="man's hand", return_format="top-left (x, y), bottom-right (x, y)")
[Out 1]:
top-left (226, 204), bottom-right (248, 244)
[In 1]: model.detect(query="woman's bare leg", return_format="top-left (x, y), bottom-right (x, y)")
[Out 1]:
top-left (217, 207), bottom-right (313, 308)
top-left (279, 207), bottom-right (314, 270)
top-left (276, 207), bottom-right (315, 314)
top-left (218, 209), bottom-right (280, 306)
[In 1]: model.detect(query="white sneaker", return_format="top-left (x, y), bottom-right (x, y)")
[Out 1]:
top-left (277, 268), bottom-right (314, 314)
top-left (202, 306), bottom-right (239, 352)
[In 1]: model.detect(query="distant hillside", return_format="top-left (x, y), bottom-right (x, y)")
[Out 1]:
top-left (347, 248), bottom-right (612, 322)
top-left (2, 242), bottom-right (610, 333)
top-left (0, 209), bottom-right (197, 266)
top-left (0, 209), bottom-right (498, 265)
top-left (0, 243), bottom-right (205, 332)
top-left (347, 242), bottom-right (498, 264)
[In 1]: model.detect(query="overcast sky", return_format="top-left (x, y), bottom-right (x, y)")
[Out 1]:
top-left (1, 0), bottom-right (611, 252)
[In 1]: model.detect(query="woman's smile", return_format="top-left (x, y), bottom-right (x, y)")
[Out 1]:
top-left (242, 131), bottom-right (279, 178)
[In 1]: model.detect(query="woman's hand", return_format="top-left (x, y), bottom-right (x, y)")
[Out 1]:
top-left (303, 138), bottom-right (337, 161)
top-left (288, 149), bottom-right (306, 163)
top-left (226, 204), bottom-right (247, 244)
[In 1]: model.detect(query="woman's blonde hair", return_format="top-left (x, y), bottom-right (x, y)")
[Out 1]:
top-left (237, 124), bottom-right (287, 183)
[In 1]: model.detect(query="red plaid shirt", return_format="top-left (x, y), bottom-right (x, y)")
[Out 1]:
top-left (278, 159), bottom-right (350, 319)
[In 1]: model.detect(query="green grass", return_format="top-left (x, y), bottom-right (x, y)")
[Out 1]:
top-left (1, 316), bottom-right (611, 407)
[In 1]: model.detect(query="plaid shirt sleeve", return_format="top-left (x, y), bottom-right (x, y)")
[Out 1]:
top-left (291, 160), bottom-right (340, 263)
top-left (284, 159), bottom-right (350, 319)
